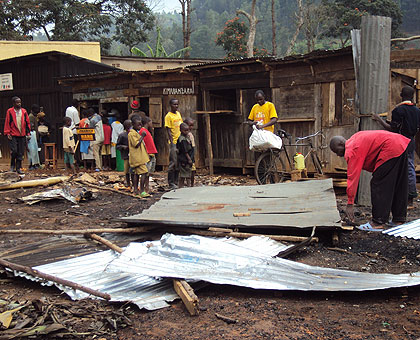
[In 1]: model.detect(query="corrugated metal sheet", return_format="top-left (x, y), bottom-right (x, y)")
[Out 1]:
top-left (383, 219), bottom-right (420, 240)
top-left (108, 234), bottom-right (420, 292)
top-left (10, 236), bottom-right (291, 310)
top-left (122, 179), bottom-right (341, 229)
top-left (356, 16), bottom-right (392, 207)
top-left (359, 15), bottom-right (392, 115)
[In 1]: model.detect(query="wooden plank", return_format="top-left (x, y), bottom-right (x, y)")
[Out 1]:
top-left (173, 279), bottom-right (199, 316)
top-left (204, 113), bottom-right (214, 175)
top-left (277, 118), bottom-right (315, 123)
top-left (194, 110), bottom-right (236, 114)
top-left (271, 69), bottom-right (355, 87)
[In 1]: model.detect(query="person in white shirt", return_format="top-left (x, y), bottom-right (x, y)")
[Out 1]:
top-left (65, 99), bottom-right (80, 168)
top-left (65, 99), bottom-right (80, 133)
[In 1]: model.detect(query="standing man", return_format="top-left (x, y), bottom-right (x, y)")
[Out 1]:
top-left (330, 130), bottom-right (410, 230)
top-left (247, 90), bottom-right (278, 132)
top-left (128, 100), bottom-right (147, 121)
top-left (4, 96), bottom-right (31, 174)
top-left (372, 86), bottom-right (420, 206)
top-left (164, 98), bottom-right (183, 189)
top-left (65, 99), bottom-right (80, 169)
top-left (88, 108), bottom-right (104, 171)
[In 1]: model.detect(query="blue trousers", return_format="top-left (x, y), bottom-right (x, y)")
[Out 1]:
top-left (407, 139), bottom-right (417, 199)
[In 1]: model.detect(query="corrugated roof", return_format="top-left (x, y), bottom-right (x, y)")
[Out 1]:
top-left (10, 235), bottom-right (291, 311)
top-left (108, 233), bottom-right (420, 292)
top-left (383, 219), bottom-right (420, 240)
top-left (58, 47), bottom-right (353, 82)
top-left (122, 179), bottom-right (342, 230)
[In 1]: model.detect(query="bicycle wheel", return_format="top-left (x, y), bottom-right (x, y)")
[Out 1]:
top-left (254, 151), bottom-right (287, 185)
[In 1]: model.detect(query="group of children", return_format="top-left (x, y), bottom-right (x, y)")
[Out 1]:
top-left (61, 98), bottom-right (196, 196)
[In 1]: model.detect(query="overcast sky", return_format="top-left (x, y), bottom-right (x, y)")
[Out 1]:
top-left (156, 0), bottom-right (181, 12)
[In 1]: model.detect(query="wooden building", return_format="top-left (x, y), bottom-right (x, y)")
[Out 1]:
top-left (0, 51), bottom-right (116, 162)
top-left (59, 68), bottom-right (200, 167)
top-left (60, 47), bottom-right (417, 173)
top-left (189, 47), bottom-right (417, 174)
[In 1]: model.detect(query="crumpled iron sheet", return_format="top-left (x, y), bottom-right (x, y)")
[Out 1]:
top-left (383, 219), bottom-right (420, 240)
top-left (107, 234), bottom-right (420, 291)
top-left (12, 236), bottom-right (291, 310)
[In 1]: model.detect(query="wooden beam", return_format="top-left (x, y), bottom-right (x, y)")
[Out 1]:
top-left (0, 258), bottom-right (111, 300)
top-left (0, 176), bottom-right (69, 191)
top-left (0, 227), bottom-right (153, 235)
top-left (204, 113), bottom-right (214, 175)
top-left (173, 279), bottom-right (199, 316)
top-left (86, 233), bottom-right (124, 253)
top-left (277, 118), bottom-right (316, 123)
top-left (194, 110), bottom-right (236, 114)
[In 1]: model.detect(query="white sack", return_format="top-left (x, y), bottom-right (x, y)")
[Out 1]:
top-left (249, 125), bottom-right (283, 151)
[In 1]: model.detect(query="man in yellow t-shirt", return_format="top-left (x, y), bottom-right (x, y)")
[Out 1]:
top-left (164, 98), bottom-right (183, 189)
top-left (247, 90), bottom-right (278, 133)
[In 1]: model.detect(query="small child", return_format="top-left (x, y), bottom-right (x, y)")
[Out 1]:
top-left (101, 117), bottom-right (112, 170)
top-left (63, 117), bottom-right (76, 174)
top-left (140, 116), bottom-right (158, 194)
top-left (176, 123), bottom-right (194, 188)
top-left (184, 117), bottom-right (196, 187)
top-left (128, 117), bottom-right (150, 197)
top-left (116, 120), bottom-right (132, 188)
top-left (27, 122), bottom-right (40, 170)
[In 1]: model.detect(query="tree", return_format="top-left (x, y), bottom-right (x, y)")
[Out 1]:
top-left (215, 17), bottom-right (248, 58)
top-left (302, 0), bottom-right (329, 52)
top-left (286, 0), bottom-right (304, 55)
top-left (179, 0), bottom-right (194, 58)
top-left (0, 0), bottom-right (155, 53)
top-left (112, 0), bottom-right (155, 52)
top-left (271, 0), bottom-right (277, 56)
top-left (131, 27), bottom-right (191, 57)
top-left (237, 0), bottom-right (259, 57)
top-left (322, 0), bottom-right (403, 47)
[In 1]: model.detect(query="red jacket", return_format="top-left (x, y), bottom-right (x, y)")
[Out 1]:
top-left (4, 107), bottom-right (31, 137)
top-left (139, 127), bottom-right (157, 154)
top-left (345, 130), bottom-right (410, 204)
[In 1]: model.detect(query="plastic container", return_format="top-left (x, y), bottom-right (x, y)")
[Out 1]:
top-left (116, 149), bottom-right (124, 172)
top-left (294, 153), bottom-right (305, 170)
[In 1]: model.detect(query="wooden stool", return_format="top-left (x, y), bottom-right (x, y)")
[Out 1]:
top-left (44, 143), bottom-right (57, 169)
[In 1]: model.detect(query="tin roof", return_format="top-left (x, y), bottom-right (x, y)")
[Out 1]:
top-left (383, 219), bottom-right (420, 240)
top-left (122, 179), bottom-right (342, 230)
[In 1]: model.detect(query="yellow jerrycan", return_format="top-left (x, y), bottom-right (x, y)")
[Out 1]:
top-left (294, 153), bottom-right (305, 170)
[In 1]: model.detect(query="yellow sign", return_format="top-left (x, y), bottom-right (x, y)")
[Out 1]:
top-left (77, 128), bottom-right (95, 134)
top-left (77, 128), bottom-right (95, 141)
top-left (79, 135), bottom-right (94, 141)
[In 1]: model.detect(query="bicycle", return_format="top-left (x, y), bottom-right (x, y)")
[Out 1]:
top-left (254, 129), bottom-right (325, 185)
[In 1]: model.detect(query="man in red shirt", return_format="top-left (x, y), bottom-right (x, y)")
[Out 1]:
top-left (4, 96), bottom-right (31, 174)
top-left (330, 130), bottom-right (410, 229)
top-left (140, 116), bottom-right (157, 194)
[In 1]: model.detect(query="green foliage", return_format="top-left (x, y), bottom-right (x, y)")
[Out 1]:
top-left (112, 0), bottom-right (155, 50)
top-left (131, 27), bottom-right (192, 57)
top-left (0, 0), bottom-right (155, 53)
top-left (322, 0), bottom-right (403, 46)
top-left (215, 17), bottom-right (248, 58)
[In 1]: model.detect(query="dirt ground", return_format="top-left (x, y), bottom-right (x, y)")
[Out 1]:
top-left (0, 169), bottom-right (419, 340)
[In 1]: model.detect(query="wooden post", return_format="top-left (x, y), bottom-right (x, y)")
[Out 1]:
top-left (0, 258), bottom-right (111, 300)
top-left (173, 279), bottom-right (199, 316)
top-left (204, 113), bottom-right (214, 175)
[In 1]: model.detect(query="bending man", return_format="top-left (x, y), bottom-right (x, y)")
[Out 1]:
top-left (330, 130), bottom-right (410, 229)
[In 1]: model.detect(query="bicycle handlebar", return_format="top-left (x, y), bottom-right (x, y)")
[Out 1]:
top-left (295, 130), bottom-right (325, 143)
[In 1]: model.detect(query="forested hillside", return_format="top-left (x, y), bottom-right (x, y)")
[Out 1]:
top-left (131, 0), bottom-right (419, 59)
